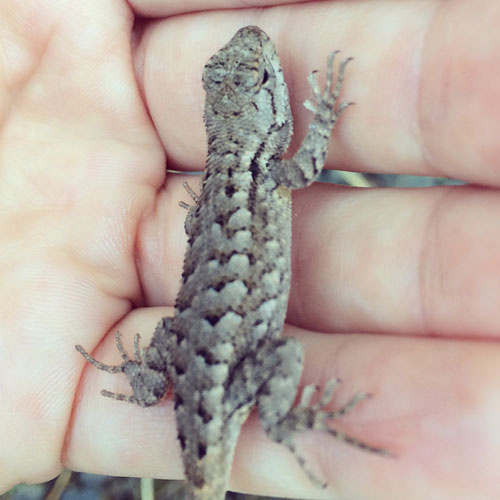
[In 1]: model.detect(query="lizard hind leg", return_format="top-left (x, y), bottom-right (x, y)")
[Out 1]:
top-left (75, 331), bottom-right (169, 408)
top-left (292, 379), bottom-right (392, 457)
top-left (253, 340), bottom-right (391, 488)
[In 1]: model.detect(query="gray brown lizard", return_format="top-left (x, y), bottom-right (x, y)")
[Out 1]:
top-left (76, 25), bottom-right (389, 500)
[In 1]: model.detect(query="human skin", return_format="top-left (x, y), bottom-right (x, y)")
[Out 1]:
top-left (1, 1), bottom-right (500, 499)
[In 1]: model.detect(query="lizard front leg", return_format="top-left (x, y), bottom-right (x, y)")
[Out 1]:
top-left (179, 180), bottom-right (201, 237)
top-left (271, 51), bottom-right (353, 189)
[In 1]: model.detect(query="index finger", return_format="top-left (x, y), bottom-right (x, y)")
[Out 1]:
top-left (134, 2), bottom-right (500, 185)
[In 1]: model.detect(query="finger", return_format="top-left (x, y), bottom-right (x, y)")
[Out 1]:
top-left (288, 182), bottom-right (500, 339)
top-left (287, 326), bottom-right (500, 500)
top-left (69, 313), bottom-right (500, 500)
top-left (128, 0), bottom-right (319, 18)
top-left (137, 2), bottom-right (500, 184)
top-left (140, 178), bottom-right (500, 340)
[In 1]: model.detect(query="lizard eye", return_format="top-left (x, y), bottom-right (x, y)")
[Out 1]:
top-left (232, 66), bottom-right (260, 90)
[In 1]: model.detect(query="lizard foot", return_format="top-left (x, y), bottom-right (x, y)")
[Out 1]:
top-left (75, 331), bottom-right (168, 408)
top-left (303, 51), bottom-right (354, 127)
top-left (267, 379), bottom-right (392, 488)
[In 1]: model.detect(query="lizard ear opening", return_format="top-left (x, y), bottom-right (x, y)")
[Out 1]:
top-left (262, 69), bottom-right (269, 85)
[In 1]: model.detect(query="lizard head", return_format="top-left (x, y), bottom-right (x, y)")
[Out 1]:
top-left (202, 25), bottom-right (292, 141)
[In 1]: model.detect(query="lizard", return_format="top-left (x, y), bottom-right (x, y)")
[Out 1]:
top-left (76, 25), bottom-right (389, 500)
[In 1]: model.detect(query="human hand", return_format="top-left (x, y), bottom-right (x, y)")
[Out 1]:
top-left (1, 1), bottom-right (500, 499)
